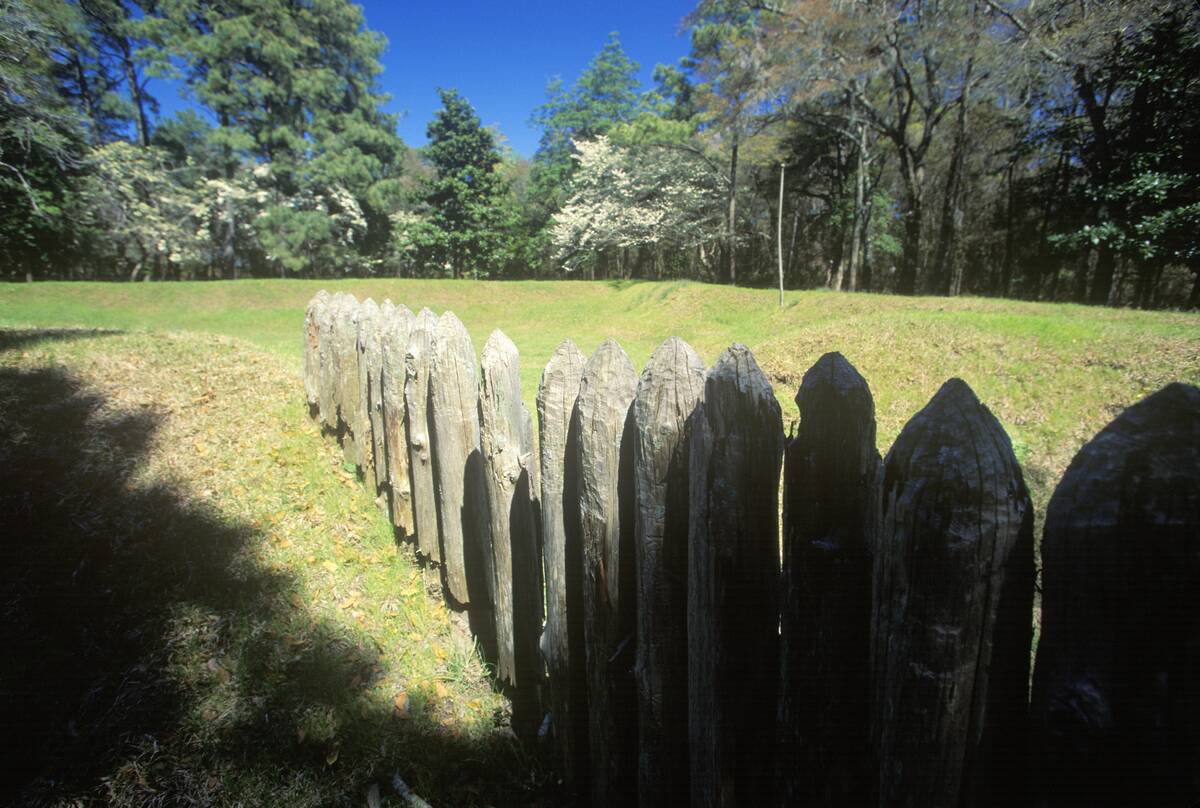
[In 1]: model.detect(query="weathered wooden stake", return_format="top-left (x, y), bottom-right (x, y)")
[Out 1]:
top-left (356, 298), bottom-right (382, 484)
top-left (688, 344), bottom-right (783, 808)
top-left (430, 311), bottom-right (486, 606)
top-left (574, 338), bottom-right (639, 806)
top-left (479, 330), bottom-right (542, 685)
top-left (404, 308), bottom-right (439, 559)
top-left (873, 378), bottom-right (1034, 808)
top-left (316, 291), bottom-right (339, 430)
top-left (333, 295), bottom-right (363, 467)
top-left (536, 338), bottom-right (588, 791)
top-left (380, 302), bottom-right (415, 535)
top-left (480, 329), bottom-right (543, 739)
top-left (633, 336), bottom-right (705, 805)
top-left (1031, 382), bottom-right (1200, 807)
top-left (777, 351), bottom-right (880, 805)
top-left (303, 290), bottom-right (330, 417)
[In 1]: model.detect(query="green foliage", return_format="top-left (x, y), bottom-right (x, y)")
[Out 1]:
top-left (412, 88), bottom-right (512, 278)
top-left (150, 0), bottom-right (404, 276)
top-left (529, 33), bottom-right (646, 221)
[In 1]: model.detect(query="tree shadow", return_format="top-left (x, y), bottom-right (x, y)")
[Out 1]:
top-left (0, 358), bottom-right (538, 806)
top-left (0, 328), bottom-right (123, 352)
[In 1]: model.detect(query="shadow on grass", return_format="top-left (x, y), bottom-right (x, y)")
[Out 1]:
top-left (0, 342), bottom-right (541, 806)
top-left (0, 328), bottom-right (123, 352)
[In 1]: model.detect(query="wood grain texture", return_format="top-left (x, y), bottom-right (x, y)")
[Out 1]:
top-left (633, 336), bottom-right (705, 806)
top-left (429, 311), bottom-right (486, 606)
top-left (332, 294), bottom-right (362, 467)
top-left (873, 378), bottom-right (1034, 808)
top-left (479, 329), bottom-right (542, 696)
top-left (777, 351), bottom-right (880, 805)
top-left (355, 298), bottom-right (382, 486)
top-left (687, 344), bottom-right (783, 808)
top-left (1031, 382), bottom-right (1200, 807)
top-left (380, 302), bottom-right (415, 535)
top-left (404, 307), bottom-right (439, 561)
top-left (536, 338), bottom-right (588, 792)
top-left (575, 338), bottom-right (639, 806)
top-left (303, 290), bottom-right (329, 415)
top-left (316, 291), bottom-right (340, 430)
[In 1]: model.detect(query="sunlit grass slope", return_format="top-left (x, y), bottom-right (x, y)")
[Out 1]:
top-left (3, 278), bottom-right (1197, 517)
top-left (0, 330), bottom-right (533, 806)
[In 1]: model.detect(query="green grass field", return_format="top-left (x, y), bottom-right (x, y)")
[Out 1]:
top-left (1, 279), bottom-right (1197, 805)
top-left (4, 278), bottom-right (1197, 510)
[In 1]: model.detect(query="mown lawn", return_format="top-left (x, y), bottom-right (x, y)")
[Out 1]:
top-left (4, 278), bottom-right (1197, 515)
top-left (0, 280), bottom-right (1196, 804)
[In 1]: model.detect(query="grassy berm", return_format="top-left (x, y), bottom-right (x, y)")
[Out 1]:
top-left (0, 280), bottom-right (1197, 805)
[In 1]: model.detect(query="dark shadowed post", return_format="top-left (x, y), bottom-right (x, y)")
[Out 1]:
top-left (380, 302), bottom-right (415, 536)
top-left (633, 336), bottom-right (706, 806)
top-left (303, 290), bottom-right (329, 417)
top-left (430, 311), bottom-right (485, 607)
top-left (688, 344), bottom-right (783, 808)
top-left (575, 338), bottom-right (639, 806)
top-left (333, 295), bottom-right (362, 467)
top-left (404, 308), bottom-right (439, 560)
top-left (1031, 383), bottom-right (1200, 807)
top-left (873, 378), bottom-right (1034, 808)
top-left (316, 291), bottom-right (339, 431)
top-left (777, 351), bottom-right (880, 805)
top-left (536, 338), bottom-right (587, 791)
top-left (480, 330), bottom-right (543, 738)
top-left (356, 298), bottom-right (382, 487)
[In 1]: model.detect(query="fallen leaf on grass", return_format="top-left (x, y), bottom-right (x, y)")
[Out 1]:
top-left (322, 560), bottom-right (337, 573)
top-left (393, 692), bottom-right (410, 716)
top-left (434, 682), bottom-right (448, 699)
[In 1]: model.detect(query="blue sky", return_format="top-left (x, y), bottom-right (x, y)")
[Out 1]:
top-left (152, 1), bottom-right (696, 158)
top-left (364, 1), bottom-right (695, 156)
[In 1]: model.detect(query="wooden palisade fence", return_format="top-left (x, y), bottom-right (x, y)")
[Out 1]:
top-left (302, 292), bottom-right (1200, 807)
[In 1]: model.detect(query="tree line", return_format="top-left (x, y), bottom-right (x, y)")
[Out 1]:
top-left (2, 0), bottom-right (1197, 307)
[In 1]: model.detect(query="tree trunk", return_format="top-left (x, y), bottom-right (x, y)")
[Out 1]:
top-left (777, 163), bottom-right (786, 307)
top-left (727, 135), bottom-right (739, 286)
top-left (121, 47), bottom-right (150, 147)
top-left (896, 149), bottom-right (923, 295)
top-left (1090, 244), bottom-right (1117, 306)
top-left (848, 123), bottom-right (868, 293)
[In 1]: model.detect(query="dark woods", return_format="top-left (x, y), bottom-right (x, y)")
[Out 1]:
top-left (2, 0), bottom-right (1198, 308)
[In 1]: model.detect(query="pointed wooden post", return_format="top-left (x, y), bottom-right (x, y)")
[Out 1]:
top-left (303, 290), bottom-right (330, 418)
top-left (575, 338), bottom-right (639, 806)
top-left (404, 308), bottom-right (439, 559)
top-left (873, 379), bottom-right (1034, 808)
top-left (633, 337), bottom-right (705, 805)
top-left (430, 311), bottom-right (487, 607)
top-left (537, 338), bottom-right (588, 792)
top-left (380, 302), bottom-right (415, 536)
top-left (1031, 383), bottom-right (1200, 807)
top-left (777, 352), bottom-right (880, 805)
top-left (356, 298), bottom-right (382, 484)
top-left (479, 330), bottom-right (543, 698)
top-left (316, 291), bottom-right (340, 431)
top-left (688, 344), bottom-right (783, 808)
top-left (333, 295), bottom-right (362, 467)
